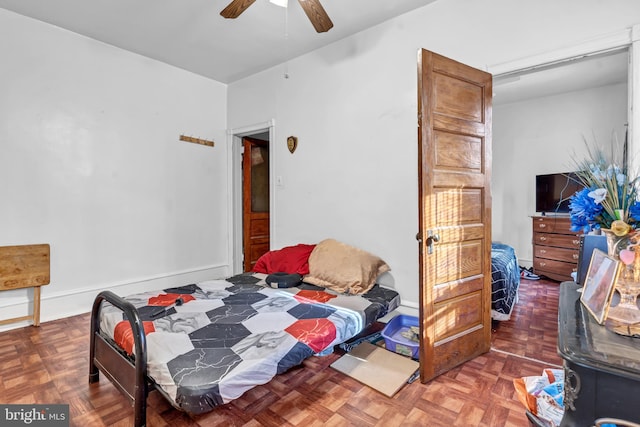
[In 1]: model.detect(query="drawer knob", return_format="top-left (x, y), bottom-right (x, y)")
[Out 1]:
top-left (539, 236), bottom-right (547, 241)
top-left (540, 250), bottom-right (546, 254)
top-left (573, 254), bottom-right (579, 260)
top-left (540, 262), bottom-right (546, 267)
top-left (573, 240), bottom-right (580, 245)
top-left (538, 224), bottom-right (547, 228)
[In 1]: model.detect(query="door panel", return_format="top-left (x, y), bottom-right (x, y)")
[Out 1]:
top-left (250, 217), bottom-right (269, 235)
top-left (434, 189), bottom-right (483, 224)
top-left (242, 137), bottom-right (270, 272)
top-left (433, 74), bottom-right (484, 122)
top-left (434, 132), bottom-right (483, 172)
top-left (434, 291), bottom-right (483, 340)
top-left (434, 240), bottom-right (483, 283)
top-left (417, 49), bottom-right (492, 382)
top-left (433, 276), bottom-right (484, 303)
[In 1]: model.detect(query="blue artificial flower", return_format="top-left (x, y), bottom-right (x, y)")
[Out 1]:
top-left (630, 201), bottom-right (640, 223)
top-left (569, 187), bottom-right (604, 232)
top-left (570, 142), bottom-right (639, 232)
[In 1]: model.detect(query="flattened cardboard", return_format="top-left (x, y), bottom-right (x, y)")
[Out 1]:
top-left (330, 342), bottom-right (419, 397)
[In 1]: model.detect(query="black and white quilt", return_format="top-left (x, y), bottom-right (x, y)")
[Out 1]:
top-left (491, 242), bottom-right (520, 321)
top-left (99, 272), bottom-right (400, 414)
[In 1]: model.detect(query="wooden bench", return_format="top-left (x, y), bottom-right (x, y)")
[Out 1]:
top-left (0, 244), bottom-right (50, 327)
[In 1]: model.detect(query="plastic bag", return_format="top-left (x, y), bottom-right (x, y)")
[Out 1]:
top-left (513, 369), bottom-right (565, 426)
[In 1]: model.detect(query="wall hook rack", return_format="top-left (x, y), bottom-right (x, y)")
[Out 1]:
top-left (180, 134), bottom-right (215, 147)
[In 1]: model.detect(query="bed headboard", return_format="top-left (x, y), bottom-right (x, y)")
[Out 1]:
top-left (0, 244), bottom-right (50, 326)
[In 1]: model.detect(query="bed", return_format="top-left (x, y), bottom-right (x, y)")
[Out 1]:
top-left (89, 239), bottom-right (400, 426)
top-left (491, 242), bottom-right (520, 321)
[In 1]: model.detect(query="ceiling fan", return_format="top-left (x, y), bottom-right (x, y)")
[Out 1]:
top-left (220, 0), bottom-right (334, 33)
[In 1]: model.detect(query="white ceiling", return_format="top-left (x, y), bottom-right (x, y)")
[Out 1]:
top-left (0, 0), bottom-right (437, 83)
top-left (1, 0), bottom-right (628, 98)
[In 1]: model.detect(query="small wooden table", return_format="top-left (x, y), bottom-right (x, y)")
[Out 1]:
top-left (0, 244), bottom-right (50, 327)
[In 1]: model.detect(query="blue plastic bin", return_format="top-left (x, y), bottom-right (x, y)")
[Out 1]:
top-left (381, 314), bottom-right (419, 359)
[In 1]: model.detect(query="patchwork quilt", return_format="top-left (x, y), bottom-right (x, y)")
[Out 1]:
top-left (99, 273), bottom-right (400, 414)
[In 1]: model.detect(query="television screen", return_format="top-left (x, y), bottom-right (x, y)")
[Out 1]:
top-left (536, 172), bottom-right (584, 214)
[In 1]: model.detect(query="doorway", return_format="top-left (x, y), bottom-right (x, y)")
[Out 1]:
top-left (491, 48), bottom-right (630, 266)
top-left (228, 121), bottom-right (275, 275)
top-left (242, 136), bottom-right (270, 271)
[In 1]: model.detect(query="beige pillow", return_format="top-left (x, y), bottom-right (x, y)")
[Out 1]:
top-left (304, 239), bottom-right (390, 295)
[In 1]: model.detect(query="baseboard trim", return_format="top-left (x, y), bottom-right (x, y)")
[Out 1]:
top-left (0, 264), bottom-right (230, 332)
top-left (490, 347), bottom-right (562, 369)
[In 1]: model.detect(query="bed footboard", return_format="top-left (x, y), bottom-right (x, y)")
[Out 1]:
top-left (89, 291), bottom-right (149, 427)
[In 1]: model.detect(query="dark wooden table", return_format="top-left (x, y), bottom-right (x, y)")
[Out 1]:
top-left (528, 281), bottom-right (640, 426)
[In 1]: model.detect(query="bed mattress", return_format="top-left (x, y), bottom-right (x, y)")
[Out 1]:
top-left (98, 272), bottom-right (400, 414)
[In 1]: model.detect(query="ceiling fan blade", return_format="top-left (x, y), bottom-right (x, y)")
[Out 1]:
top-left (297, 0), bottom-right (333, 33)
top-left (220, 0), bottom-right (257, 19)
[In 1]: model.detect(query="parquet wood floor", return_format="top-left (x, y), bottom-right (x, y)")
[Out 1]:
top-left (0, 278), bottom-right (561, 426)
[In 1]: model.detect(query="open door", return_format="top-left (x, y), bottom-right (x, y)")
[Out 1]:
top-left (242, 137), bottom-right (270, 272)
top-left (417, 49), bottom-right (493, 382)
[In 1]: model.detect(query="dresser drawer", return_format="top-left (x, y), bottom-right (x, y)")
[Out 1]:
top-left (534, 245), bottom-right (579, 263)
top-left (533, 257), bottom-right (576, 281)
top-left (532, 216), bottom-right (573, 234)
top-left (533, 232), bottom-right (580, 249)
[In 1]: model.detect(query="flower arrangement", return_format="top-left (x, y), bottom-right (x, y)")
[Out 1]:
top-left (568, 143), bottom-right (640, 236)
top-left (569, 140), bottom-right (640, 325)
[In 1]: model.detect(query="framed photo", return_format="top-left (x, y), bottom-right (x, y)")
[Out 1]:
top-left (580, 249), bottom-right (620, 324)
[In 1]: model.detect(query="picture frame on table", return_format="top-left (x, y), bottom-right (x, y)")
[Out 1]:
top-left (580, 248), bottom-right (620, 324)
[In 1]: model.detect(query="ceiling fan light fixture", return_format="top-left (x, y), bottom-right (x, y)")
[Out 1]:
top-left (222, 0), bottom-right (332, 33)
top-left (269, 0), bottom-right (288, 8)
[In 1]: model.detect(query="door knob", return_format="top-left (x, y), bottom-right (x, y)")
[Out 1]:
top-left (426, 230), bottom-right (440, 255)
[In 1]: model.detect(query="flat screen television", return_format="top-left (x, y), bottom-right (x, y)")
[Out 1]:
top-left (536, 172), bottom-right (584, 214)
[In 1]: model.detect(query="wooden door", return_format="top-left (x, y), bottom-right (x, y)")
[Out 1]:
top-left (417, 49), bottom-right (493, 382)
top-left (242, 137), bottom-right (270, 272)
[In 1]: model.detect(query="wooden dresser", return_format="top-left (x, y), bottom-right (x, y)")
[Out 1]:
top-left (532, 216), bottom-right (580, 282)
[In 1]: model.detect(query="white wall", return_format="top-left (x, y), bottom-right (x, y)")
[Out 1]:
top-left (3, 0), bottom-right (640, 327)
top-left (227, 0), bottom-right (640, 307)
top-left (493, 83), bottom-right (629, 266)
top-left (0, 9), bottom-right (229, 330)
